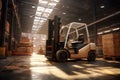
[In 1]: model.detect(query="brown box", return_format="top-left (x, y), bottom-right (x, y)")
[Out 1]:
top-left (20, 37), bottom-right (30, 42)
top-left (102, 33), bottom-right (120, 57)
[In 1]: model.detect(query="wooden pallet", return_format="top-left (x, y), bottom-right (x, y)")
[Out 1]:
top-left (103, 55), bottom-right (120, 60)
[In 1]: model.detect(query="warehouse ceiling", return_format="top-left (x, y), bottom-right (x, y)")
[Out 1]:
top-left (16, 0), bottom-right (38, 33)
top-left (16, 0), bottom-right (120, 34)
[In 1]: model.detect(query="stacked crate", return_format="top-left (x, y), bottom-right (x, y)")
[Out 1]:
top-left (12, 37), bottom-right (33, 55)
top-left (102, 33), bottom-right (120, 59)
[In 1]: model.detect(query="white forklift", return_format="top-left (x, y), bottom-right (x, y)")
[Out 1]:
top-left (46, 16), bottom-right (96, 62)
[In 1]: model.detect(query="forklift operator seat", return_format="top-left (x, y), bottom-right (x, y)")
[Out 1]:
top-left (71, 34), bottom-right (85, 53)
top-left (78, 34), bottom-right (84, 43)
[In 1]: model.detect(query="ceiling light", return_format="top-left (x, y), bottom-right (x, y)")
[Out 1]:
top-left (98, 32), bottom-right (103, 35)
top-left (104, 30), bottom-right (111, 33)
top-left (42, 13), bottom-right (49, 17)
top-left (45, 8), bottom-right (53, 13)
top-left (37, 6), bottom-right (45, 12)
top-left (100, 5), bottom-right (105, 8)
top-left (41, 18), bottom-right (47, 21)
top-left (36, 11), bottom-right (42, 15)
top-left (62, 12), bottom-right (66, 15)
top-left (51, 0), bottom-right (60, 2)
top-left (78, 18), bottom-right (82, 21)
top-left (48, 2), bottom-right (57, 6)
top-left (32, 5), bottom-right (36, 8)
top-left (30, 15), bottom-right (34, 18)
top-left (32, 25), bottom-right (38, 28)
top-left (112, 28), bottom-right (120, 31)
top-left (34, 16), bottom-right (40, 19)
top-left (40, 1), bottom-right (48, 4)
top-left (34, 19), bottom-right (39, 22)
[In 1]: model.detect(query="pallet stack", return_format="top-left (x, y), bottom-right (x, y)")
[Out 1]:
top-left (12, 37), bottom-right (33, 55)
top-left (102, 33), bottom-right (120, 59)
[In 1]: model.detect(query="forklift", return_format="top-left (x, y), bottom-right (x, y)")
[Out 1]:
top-left (45, 16), bottom-right (96, 62)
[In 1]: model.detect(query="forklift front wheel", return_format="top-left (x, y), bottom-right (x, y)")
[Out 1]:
top-left (56, 50), bottom-right (69, 62)
top-left (87, 50), bottom-right (96, 61)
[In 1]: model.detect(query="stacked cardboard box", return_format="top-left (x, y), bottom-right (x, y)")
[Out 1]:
top-left (102, 33), bottom-right (120, 57)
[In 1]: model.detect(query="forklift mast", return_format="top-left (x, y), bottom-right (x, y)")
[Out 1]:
top-left (46, 16), bottom-right (61, 60)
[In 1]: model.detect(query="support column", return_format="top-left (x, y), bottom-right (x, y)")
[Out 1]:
top-left (93, 0), bottom-right (98, 45)
top-left (0, 0), bottom-right (8, 46)
top-left (0, 0), bottom-right (8, 57)
top-left (8, 7), bottom-right (14, 56)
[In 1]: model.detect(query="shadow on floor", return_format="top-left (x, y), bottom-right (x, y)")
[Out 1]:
top-left (0, 55), bottom-right (120, 80)
top-left (49, 58), bottom-right (120, 77)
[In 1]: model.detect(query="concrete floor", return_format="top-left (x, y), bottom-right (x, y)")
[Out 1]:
top-left (0, 53), bottom-right (120, 80)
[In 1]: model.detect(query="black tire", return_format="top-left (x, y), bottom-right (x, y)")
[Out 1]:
top-left (56, 50), bottom-right (69, 62)
top-left (87, 50), bottom-right (96, 61)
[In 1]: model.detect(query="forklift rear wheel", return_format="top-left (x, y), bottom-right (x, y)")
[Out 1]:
top-left (87, 50), bottom-right (96, 61)
top-left (56, 50), bottom-right (68, 62)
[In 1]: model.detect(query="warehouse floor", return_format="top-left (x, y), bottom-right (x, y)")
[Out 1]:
top-left (0, 53), bottom-right (120, 80)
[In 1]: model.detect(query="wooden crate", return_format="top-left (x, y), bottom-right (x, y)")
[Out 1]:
top-left (12, 47), bottom-right (33, 56)
top-left (102, 33), bottom-right (120, 57)
top-left (12, 41), bottom-right (33, 55)
top-left (20, 37), bottom-right (30, 42)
